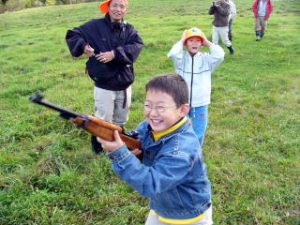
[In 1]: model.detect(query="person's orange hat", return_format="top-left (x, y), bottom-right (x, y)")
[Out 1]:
top-left (183, 27), bottom-right (205, 44)
top-left (99, 0), bottom-right (111, 14)
top-left (99, 0), bottom-right (128, 14)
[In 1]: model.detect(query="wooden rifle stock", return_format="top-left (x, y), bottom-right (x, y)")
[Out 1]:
top-left (29, 92), bottom-right (141, 150)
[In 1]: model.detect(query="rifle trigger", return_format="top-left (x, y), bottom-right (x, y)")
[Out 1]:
top-left (76, 115), bottom-right (90, 129)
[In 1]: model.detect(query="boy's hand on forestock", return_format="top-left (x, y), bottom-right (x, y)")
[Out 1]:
top-left (97, 130), bottom-right (124, 152)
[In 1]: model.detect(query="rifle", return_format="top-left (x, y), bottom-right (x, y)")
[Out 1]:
top-left (29, 92), bottom-right (141, 150)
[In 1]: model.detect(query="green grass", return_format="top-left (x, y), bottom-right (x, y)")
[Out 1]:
top-left (0, 0), bottom-right (300, 224)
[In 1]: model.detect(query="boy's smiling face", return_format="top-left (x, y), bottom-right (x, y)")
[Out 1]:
top-left (185, 37), bottom-right (202, 55)
top-left (144, 90), bottom-right (189, 132)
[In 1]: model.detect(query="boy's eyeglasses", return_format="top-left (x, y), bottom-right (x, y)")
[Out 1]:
top-left (143, 104), bottom-right (177, 114)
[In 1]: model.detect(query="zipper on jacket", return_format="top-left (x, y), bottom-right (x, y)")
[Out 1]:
top-left (190, 55), bottom-right (194, 110)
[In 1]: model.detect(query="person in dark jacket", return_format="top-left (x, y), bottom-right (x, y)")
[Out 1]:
top-left (66, 0), bottom-right (144, 153)
top-left (209, 0), bottom-right (235, 55)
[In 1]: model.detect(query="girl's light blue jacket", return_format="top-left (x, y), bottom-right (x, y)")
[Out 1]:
top-left (108, 119), bottom-right (212, 219)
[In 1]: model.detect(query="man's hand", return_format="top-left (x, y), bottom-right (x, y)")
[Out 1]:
top-left (95, 50), bottom-right (115, 63)
top-left (84, 44), bottom-right (95, 57)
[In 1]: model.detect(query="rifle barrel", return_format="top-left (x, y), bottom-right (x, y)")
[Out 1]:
top-left (29, 92), bottom-right (82, 119)
top-left (29, 92), bottom-right (142, 150)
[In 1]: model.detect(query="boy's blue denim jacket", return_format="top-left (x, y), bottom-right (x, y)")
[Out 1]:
top-left (108, 118), bottom-right (211, 219)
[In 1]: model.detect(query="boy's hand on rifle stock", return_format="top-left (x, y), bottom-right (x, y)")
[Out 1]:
top-left (97, 130), bottom-right (124, 152)
top-left (97, 130), bottom-right (142, 156)
top-left (130, 148), bottom-right (143, 157)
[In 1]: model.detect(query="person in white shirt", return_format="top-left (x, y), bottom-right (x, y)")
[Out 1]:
top-left (168, 27), bottom-right (224, 146)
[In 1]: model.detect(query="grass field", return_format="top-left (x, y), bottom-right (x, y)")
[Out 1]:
top-left (0, 0), bottom-right (300, 224)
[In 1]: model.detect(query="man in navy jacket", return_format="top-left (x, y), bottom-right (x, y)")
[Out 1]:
top-left (66, 0), bottom-right (144, 153)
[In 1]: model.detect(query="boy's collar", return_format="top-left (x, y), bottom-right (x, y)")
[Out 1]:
top-left (189, 52), bottom-right (197, 57)
top-left (152, 117), bottom-right (188, 141)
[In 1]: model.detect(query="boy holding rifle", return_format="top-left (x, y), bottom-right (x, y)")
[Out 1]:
top-left (97, 74), bottom-right (213, 225)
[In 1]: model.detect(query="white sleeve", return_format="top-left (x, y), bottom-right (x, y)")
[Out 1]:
top-left (207, 44), bottom-right (225, 72)
top-left (229, 1), bottom-right (237, 18)
top-left (167, 41), bottom-right (184, 60)
top-left (167, 41), bottom-right (184, 71)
